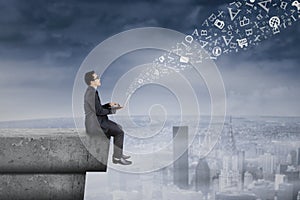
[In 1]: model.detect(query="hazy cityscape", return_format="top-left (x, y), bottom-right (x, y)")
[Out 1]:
top-left (86, 115), bottom-right (300, 200)
top-left (1, 116), bottom-right (300, 199)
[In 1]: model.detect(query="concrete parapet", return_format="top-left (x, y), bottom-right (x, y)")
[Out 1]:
top-left (0, 174), bottom-right (85, 200)
top-left (0, 128), bottom-right (110, 199)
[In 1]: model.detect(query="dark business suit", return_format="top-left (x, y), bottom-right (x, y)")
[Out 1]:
top-left (84, 86), bottom-right (124, 158)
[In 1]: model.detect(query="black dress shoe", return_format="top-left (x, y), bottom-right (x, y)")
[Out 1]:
top-left (112, 157), bottom-right (132, 165)
top-left (122, 154), bottom-right (131, 159)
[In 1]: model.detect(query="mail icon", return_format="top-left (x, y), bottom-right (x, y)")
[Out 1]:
top-left (180, 56), bottom-right (189, 64)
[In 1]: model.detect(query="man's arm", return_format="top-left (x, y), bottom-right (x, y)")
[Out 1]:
top-left (95, 93), bottom-right (114, 116)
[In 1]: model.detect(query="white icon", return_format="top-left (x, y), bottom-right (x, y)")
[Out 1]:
top-left (138, 79), bottom-right (144, 84)
top-left (245, 28), bottom-right (253, 36)
top-left (179, 56), bottom-right (189, 64)
top-left (269, 16), bottom-right (281, 29)
top-left (212, 46), bottom-right (222, 57)
top-left (250, 0), bottom-right (255, 3)
top-left (240, 16), bottom-right (250, 27)
top-left (236, 38), bottom-right (248, 48)
top-left (230, 42), bottom-right (237, 49)
top-left (159, 56), bottom-right (165, 63)
top-left (201, 30), bottom-right (208, 36)
top-left (154, 69), bottom-right (160, 76)
top-left (214, 19), bottom-right (225, 30)
top-left (272, 27), bottom-right (280, 34)
top-left (292, 1), bottom-right (300, 11)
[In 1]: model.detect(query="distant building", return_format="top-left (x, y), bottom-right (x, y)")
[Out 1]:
top-left (297, 191), bottom-right (300, 200)
top-left (112, 190), bottom-right (141, 200)
top-left (290, 150), bottom-right (297, 166)
top-left (219, 155), bottom-right (241, 192)
top-left (284, 167), bottom-right (299, 182)
top-left (287, 153), bottom-right (293, 165)
top-left (173, 126), bottom-right (189, 189)
top-left (298, 148), bottom-right (300, 166)
top-left (273, 141), bottom-right (290, 164)
top-left (189, 159), bottom-right (199, 189)
top-left (161, 166), bottom-right (172, 185)
top-left (195, 158), bottom-right (210, 197)
top-left (141, 174), bottom-right (154, 200)
top-left (162, 185), bottom-right (204, 199)
top-left (278, 164), bottom-right (288, 174)
top-left (219, 117), bottom-right (242, 191)
top-left (244, 171), bottom-right (253, 189)
top-left (277, 183), bottom-right (293, 200)
top-left (281, 167), bottom-right (300, 200)
top-left (275, 174), bottom-right (287, 190)
top-left (248, 180), bottom-right (276, 200)
top-left (212, 176), bottom-right (220, 199)
top-left (256, 147), bottom-right (264, 157)
top-left (261, 153), bottom-right (275, 181)
top-left (238, 151), bottom-right (246, 187)
top-left (215, 192), bottom-right (256, 200)
top-left (151, 190), bottom-right (162, 200)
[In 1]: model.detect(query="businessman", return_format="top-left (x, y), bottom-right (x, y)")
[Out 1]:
top-left (84, 70), bottom-right (132, 165)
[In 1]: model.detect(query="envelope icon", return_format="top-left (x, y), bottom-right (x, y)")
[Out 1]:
top-left (180, 56), bottom-right (189, 63)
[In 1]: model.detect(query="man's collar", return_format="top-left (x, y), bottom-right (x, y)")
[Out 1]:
top-left (89, 85), bottom-right (97, 90)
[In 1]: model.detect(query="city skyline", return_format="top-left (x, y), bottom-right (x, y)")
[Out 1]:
top-left (82, 115), bottom-right (300, 199)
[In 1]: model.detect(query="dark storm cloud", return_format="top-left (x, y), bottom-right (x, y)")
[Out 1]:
top-left (232, 25), bottom-right (300, 62)
top-left (0, 0), bottom-right (233, 65)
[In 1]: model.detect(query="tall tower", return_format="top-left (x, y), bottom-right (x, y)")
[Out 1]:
top-left (219, 116), bottom-right (242, 191)
top-left (297, 191), bottom-right (300, 200)
top-left (238, 150), bottom-right (245, 188)
top-left (173, 126), bottom-right (189, 189)
top-left (290, 150), bottom-right (297, 166)
top-left (195, 158), bottom-right (210, 198)
top-left (298, 148), bottom-right (300, 165)
top-left (221, 116), bottom-right (237, 154)
top-left (262, 152), bottom-right (275, 180)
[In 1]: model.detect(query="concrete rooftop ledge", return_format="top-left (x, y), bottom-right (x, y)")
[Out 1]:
top-left (0, 173), bottom-right (85, 200)
top-left (0, 128), bottom-right (111, 199)
top-left (0, 128), bottom-right (110, 173)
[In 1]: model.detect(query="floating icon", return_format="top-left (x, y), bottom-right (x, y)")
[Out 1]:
top-left (201, 30), bottom-right (208, 36)
top-left (240, 16), bottom-right (250, 27)
top-left (212, 46), bottom-right (222, 57)
top-left (269, 16), bottom-right (281, 29)
top-left (179, 56), bottom-right (190, 64)
top-left (214, 19), bottom-right (225, 30)
top-left (159, 56), bottom-right (165, 63)
top-left (138, 79), bottom-right (144, 84)
top-left (292, 1), bottom-right (300, 11)
top-left (245, 28), bottom-right (253, 36)
top-left (230, 42), bottom-right (237, 49)
top-left (236, 38), bottom-right (248, 48)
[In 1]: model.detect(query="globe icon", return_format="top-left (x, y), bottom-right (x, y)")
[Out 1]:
top-left (269, 16), bottom-right (280, 28)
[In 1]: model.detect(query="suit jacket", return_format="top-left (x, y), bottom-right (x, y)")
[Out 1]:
top-left (84, 86), bottom-right (114, 135)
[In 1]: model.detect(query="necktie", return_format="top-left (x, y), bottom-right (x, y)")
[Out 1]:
top-left (95, 90), bottom-right (100, 101)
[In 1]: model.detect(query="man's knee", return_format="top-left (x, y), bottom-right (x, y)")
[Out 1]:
top-left (117, 124), bottom-right (123, 130)
top-left (117, 128), bottom-right (124, 136)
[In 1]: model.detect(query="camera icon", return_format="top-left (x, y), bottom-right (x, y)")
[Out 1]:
top-left (214, 19), bottom-right (225, 30)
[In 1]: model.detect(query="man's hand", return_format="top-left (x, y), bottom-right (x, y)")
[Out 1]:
top-left (109, 102), bottom-right (118, 106)
top-left (109, 102), bottom-right (123, 109)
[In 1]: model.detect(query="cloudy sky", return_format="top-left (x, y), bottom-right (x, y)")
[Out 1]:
top-left (0, 0), bottom-right (299, 121)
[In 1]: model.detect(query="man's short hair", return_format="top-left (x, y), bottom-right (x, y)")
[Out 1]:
top-left (84, 70), bottom-right (95, 86)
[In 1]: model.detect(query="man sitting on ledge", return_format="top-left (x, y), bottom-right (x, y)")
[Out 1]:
top-left (84, 70), bottom-right (132, 165)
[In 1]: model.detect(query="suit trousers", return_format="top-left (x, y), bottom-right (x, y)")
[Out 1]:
top-left (104, 120), bottom-right (124, 158)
